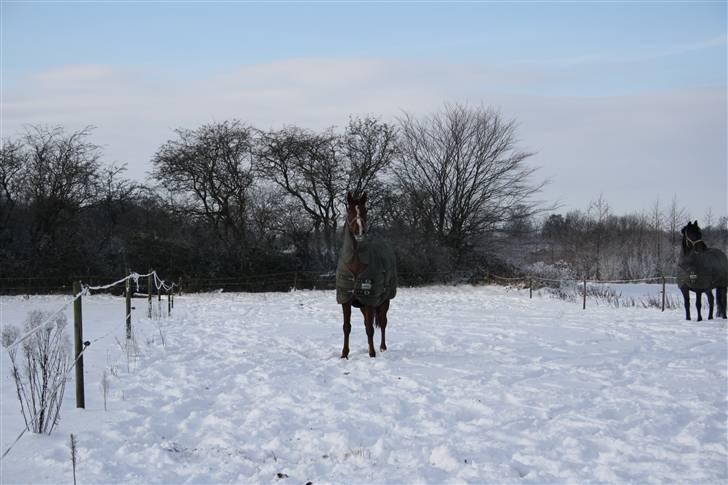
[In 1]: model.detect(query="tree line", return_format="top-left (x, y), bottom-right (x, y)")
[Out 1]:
top-left (1, 103), bottom-right (725, 292)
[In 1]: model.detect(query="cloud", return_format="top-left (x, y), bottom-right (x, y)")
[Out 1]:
top-left (515, 33), bottom-right (728, 67)
top-left (2, 59), bottom-right (725, 218)
top-left (31, 65), bottom-right (119, 85)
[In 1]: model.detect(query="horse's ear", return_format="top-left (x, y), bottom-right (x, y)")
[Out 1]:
top-left (694, 220), bottom-right (699, 226)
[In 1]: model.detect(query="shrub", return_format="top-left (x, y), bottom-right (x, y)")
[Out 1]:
top-left (1, 310), bottom-right (71, 434)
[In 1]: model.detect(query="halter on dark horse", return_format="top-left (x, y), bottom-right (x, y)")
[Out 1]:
top-left (677, 221), bottom-right (728, 320)
top-left (336, 192), bottom-right (397, 358)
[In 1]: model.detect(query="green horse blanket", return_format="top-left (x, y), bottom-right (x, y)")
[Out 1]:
top-left (336, 229), bottom-right (397, 307)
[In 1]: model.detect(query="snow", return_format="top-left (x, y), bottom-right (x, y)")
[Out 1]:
top-left (1, 284), bottom-right (726, 483)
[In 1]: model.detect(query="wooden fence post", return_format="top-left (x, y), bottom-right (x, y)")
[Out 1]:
top-left (529, 278), bottom-right (533, 299)
top-left (171, 285), bottom-right (175, 310)
top-left (125, 278), bottom-right (132, 339)
top-left (662, 276), bottom-right (666, 312)
top-left (583, 278), bottom-right (587, 310)
top-left (157, 279), bottom-right (161, 318)
top-left (293, 271), bottom-right (298, 291)
top-left (147, 271), bottom-right (152, 318)
top-left (167, 289), bottom-right (171, 317)
top-left (73, 281), bottom-right (85, 409)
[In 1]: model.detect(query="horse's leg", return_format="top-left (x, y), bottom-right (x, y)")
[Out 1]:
top-left (363, 306), bottom-right (376, 358)
top-left (717, 288), bottom-right (723, 318)
top-left (680, 286), bottom-right (691, 320)
top-left (707, 290), bottom-right (715, 320)
top-left (722, 288), bottom-right (728, 318)
top-left (377, 299), bottom-right (390, 352)
top-left (695, 290), bottom-right (703, 321)
top-left (716, 287), bottom-right (726, 318)
top-left (718, 287), bottom-right (728, 318)
top-left (341, 302), bottom-right (352, 359)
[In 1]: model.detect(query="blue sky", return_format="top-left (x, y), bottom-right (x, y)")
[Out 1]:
top-left (4, 2), bottom-right (725, 90)
top-left (2, 1), bottom-right (726, 219)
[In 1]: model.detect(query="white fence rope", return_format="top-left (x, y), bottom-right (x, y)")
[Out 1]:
top-left (5, 271), bottom-right (173, 352)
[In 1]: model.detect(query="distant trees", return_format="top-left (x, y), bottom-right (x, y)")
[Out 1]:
top-left (0, 126), bottom-right (101, 275)
top-left (532, 198), bottom-right (728, 282)
top-left (5, 107), bottom-right (724, 293)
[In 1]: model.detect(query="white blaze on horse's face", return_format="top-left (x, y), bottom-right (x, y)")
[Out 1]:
top-left (350, 204), bottom-right (365, 242)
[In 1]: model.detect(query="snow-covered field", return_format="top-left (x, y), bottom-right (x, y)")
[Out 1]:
top-left (1, 284), bottom-right (726, 484)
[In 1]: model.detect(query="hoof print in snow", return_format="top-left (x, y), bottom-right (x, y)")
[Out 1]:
top-left (276, 472), bottom-right (289, 479)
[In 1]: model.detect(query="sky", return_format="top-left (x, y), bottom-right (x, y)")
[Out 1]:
top-left (1, 1), bottom-right (726, 220)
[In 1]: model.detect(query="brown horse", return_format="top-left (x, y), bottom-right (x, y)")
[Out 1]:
top-left (336, 192), bottom-right (397, 358)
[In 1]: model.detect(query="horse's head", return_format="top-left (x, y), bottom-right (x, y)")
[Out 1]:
top-left (346, 191), bottom-right (368, 242)
top-left (681, 220), bottom-right (704, 253)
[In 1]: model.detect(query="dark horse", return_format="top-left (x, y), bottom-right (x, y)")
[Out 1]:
top-left (336, 192), bottom-right (397, 358)
top-left (677, 221), bottom-right (728, 320)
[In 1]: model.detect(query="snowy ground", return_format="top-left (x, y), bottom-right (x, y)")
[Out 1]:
top-left (0, 284), bottom-right (726, 484)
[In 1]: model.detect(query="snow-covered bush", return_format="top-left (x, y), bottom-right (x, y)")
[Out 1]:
top-left (523, 261), bottom-right (575, 285)
top-left (523, 261), bottom-right (578, 299)
top-left (1, 311), bottom-right (71, 434)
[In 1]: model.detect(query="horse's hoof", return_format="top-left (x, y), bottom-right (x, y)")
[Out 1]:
top-left (380, 345), bottom-right (387, 352)
top-left (341, 349), bottom-right (349, 359)
top-left (369, 351), bottom-right (376, 358)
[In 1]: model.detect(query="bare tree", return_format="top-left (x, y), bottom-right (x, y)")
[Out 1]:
top-left (588, 194), bottom-right (610, 279)
top-left (255, 126), bottom-right (344, 266)
top-left (343, 116), bottom-right (398, 220)
top-left (95, 163), bottom-right (140, 240)
top-left (151, 120), bottom-right (255, 263)
top-left (0, 139), bottom-right (25, 231)
top-left (648, 198), bottom-right (667, 275)
top-left (396, 103), bottom-right (544, 262)
top-left (656, 196), bottom-right (687, 271)
top-left (254, 117), bottom-right (397, 267)
top-left (13, 125), bottom-right (101, 264)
